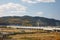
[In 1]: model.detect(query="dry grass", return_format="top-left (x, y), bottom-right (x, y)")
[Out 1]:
top-left (0, 28), bottom-right (20, 32)
top-left (8, 32), bottom-right (60, 40)
top-left (0, 28), bottom-right (60, 40)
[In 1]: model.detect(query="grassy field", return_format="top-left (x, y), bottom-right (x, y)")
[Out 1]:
top-left (0, 27), bottom-right (60, 40)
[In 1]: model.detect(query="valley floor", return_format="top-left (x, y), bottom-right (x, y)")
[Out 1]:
top-left (0, 27), bottom-right (60, 40)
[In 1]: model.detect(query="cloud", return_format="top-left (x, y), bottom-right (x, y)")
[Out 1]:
top-left (22, 0), bottom-right (55, 4)
top-left (37, 0), bottom-right (55, 2)
top-left (22, 0), bottom-right (37, 3)
top-left (33, 12), bottom-right (43, 16)
top-left (0, 3), bottom-right (27, 16)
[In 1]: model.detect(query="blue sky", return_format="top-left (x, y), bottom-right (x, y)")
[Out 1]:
top-left (0, 0), bottom-right (60, 20)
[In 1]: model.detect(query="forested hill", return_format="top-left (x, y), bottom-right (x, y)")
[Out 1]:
top-left (0, 16), bottom-right (60, 26)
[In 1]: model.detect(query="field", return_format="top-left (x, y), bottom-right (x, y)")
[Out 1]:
top-left (0, 27), bottom-right (60, 40)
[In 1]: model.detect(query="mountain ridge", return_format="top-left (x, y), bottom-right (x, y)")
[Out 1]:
top-left (0, 16), bottom-right (60, 26)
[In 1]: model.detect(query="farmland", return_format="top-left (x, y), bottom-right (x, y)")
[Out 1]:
top-left (0, 27), bottom-right (60, 40)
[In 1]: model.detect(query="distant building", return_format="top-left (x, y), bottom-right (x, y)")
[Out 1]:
top-left (7, 25), bottom-right (20, 28)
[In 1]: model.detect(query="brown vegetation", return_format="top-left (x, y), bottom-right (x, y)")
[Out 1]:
top-left (0, 27), bottom-right (60, 40)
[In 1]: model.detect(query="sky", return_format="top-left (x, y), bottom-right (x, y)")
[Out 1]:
top-left (0, 0), bottom-right (60, 20)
